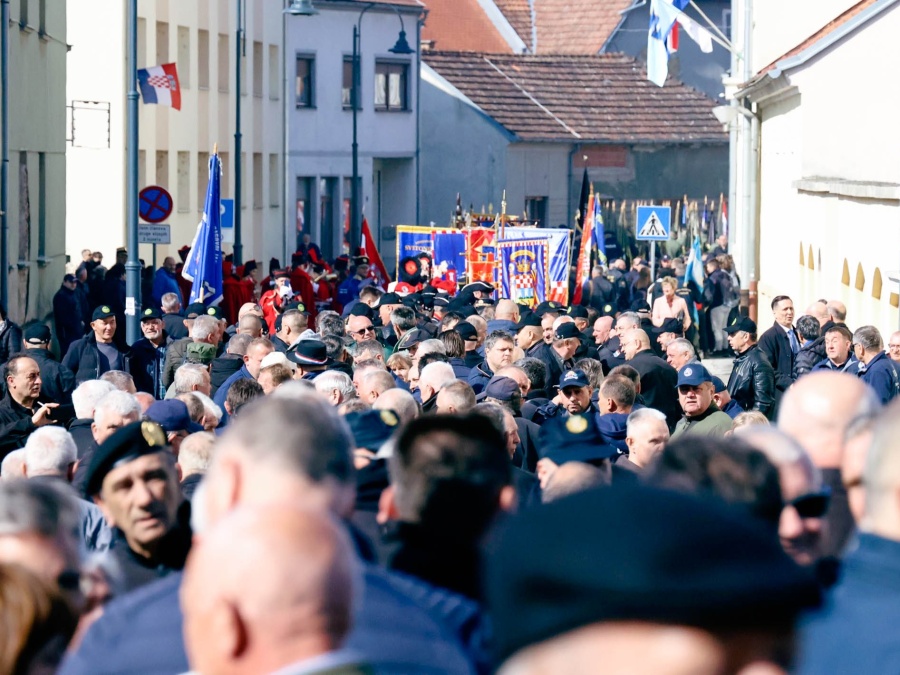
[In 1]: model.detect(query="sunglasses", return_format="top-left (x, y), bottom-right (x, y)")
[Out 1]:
top-left (788, 488), bottom-right (831, 519)
top-left (349, 325), bottom-right (376, 338)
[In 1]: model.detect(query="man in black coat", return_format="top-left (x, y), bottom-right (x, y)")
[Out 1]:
top-left (725, 317), bottom-right (776, 419)
top-left (53, 274), bottom-right (86, 358)
top-left (758, 295), bottom-right (798, 406)
top-left (62, 306), bottom-right (130, 385)
top-left (622, 328), bottom-right (681, 430)
top-left (20, 323), bottom-right (76, 405)
top-left (130, 308), bottom-right (171, 399)
top-left (0, 355), bottom-right (58, 460)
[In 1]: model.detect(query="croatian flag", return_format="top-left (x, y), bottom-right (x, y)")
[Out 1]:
top-left (138, 63), bottom-right (182, 110)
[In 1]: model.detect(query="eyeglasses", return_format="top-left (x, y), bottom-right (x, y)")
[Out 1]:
top-left (788, 488), bottom-right (831, 519)
top-left (349, 325), bottom-right (376, 338)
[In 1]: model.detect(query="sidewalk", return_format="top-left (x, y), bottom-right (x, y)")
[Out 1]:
top-left (702, 355), bottom-right (734, 383)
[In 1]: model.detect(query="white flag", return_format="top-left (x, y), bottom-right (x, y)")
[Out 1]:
top-left (677, 12), bottom-right (714, 53)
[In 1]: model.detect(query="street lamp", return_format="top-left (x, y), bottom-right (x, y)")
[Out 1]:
top-left (125, 0), bottom-right (141, 344)
top-left (350, 3), bottom-right (414, 256)
top-left (283, 0), bottom-right (318, 263)
top-left (234, 0), bottom-right (245, 266)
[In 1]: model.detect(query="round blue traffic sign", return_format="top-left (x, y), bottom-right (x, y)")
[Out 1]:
top-left (139, 185), bottom-right (174, 224)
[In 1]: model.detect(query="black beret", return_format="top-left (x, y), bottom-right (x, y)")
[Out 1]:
top-left (84, 420), bottom-right (169, 496)
top-left (485, 484), bottom-right (821, 662)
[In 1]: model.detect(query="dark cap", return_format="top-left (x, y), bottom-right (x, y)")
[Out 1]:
top-left (453, 321), bottom-right (478, 342)
top-left (559, 369), bottom-right (590, 389)
top-left (204, 305), bottom-right (225, 321)
top-left (396, 328), bottom-right (430, 352)
top-left (461, 281), bottom-right (494, 295)
top-left (349, 303), bottom-right (374, 319)
top-left (140, 307), bottom-right (162, 321)
top-left (652, 317), bottom-right (683, 335)
top-left (474, 297), bottom-right (495, 309)
top-left (145, 400), bottom-right (203, 434)
top-left (63, 273), bottom-right (77, 283)
top-left (677, 363), bottom-right (713, 387)
top-left (345, 409), bottom-right (400, 452)
top-left (375, 292), bottom-right (401, 308)
top-left (23, 323), bottom-right (51, 345)
top-left (282, 301), bottom-right (308, 314)
top-left (567, 306), bottom-right (589, 319)
top-left (433, 296), bottom-right (450, 308)
top-left (724, 316), bottom-right (757, 334)
top-left (476, 376), bottom-right (521, 402)
top-left (537, 413), bottom-right (618, 465)
top-left (92, 305), bottom-right (115, 321)
top-left (514, 313), bottom-right (542, 331)
top-left (185, 302), bottom-right (207, 318)
top-left (534, 301), bottom-right (562, 316)
top-left (287, 339), bottom-right (329, 366)
top-left (84, 421), bottom-right (170, 496)
top-left (186, 342), bottom-right (216, 365)
top-left (554, 323), bottom-right (580, 341)
top-left (273, 268), bottom-right (291, 279)
top-left (711, 375), bottom-right (727, 394)
top-left (486, 484), bottom-right (821, 661)
top-left (353, 256), bottom-right (370, 266)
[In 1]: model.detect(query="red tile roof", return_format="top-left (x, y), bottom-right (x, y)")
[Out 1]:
top-left (493, 0), bottom-right (534, 49)
top-left (319, 0), bottom-right (425, 8)
top-left (421, 0), bottom-right (514, 53)
top-left (424, 52), bottom-right (727, 143)
top-left (758, 0), bottom-right (879, 75)
top-left (533, 0), bottom-right (632, 54)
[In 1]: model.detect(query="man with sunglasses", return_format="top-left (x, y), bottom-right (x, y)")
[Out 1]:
top-left (346, 313), bottom-right (378, 344)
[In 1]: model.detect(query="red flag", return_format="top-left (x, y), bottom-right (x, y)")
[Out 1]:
top-left (572, 193), bottom-right (595, 305)
top-left (360, 217), bottom-right (390, 289)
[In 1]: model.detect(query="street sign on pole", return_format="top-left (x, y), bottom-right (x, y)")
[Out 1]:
top-left (220, 198), bottom-right (234, 244)
top-left (138, 223), bottom-right (171, 244)
top-left (636, 205), bottom-right (671, 241)
top-left (139, 185), bottom-right (174, 223)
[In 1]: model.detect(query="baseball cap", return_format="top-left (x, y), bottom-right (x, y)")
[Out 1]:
top-left (559, 369), bottom-right (590, 389)
top-left (140, 307), bottom-right (162, 321)
top-left (677, 363), bottom-right (713, 387)
top-left (724, 317), bottom-right (757, 334)
top-left (145, 400), bottom-right (204, 434)
top-left (185, 302), bottom-right (207, 318)
top-left (711, 375), bottom-right (727, 394)
top-left (23, 323), bottom-right (51, 345)
top-left (567, 306), bottom-right (589, 319)
top-left (91, 305), bottom-right (115, 321)
top-left (453, 322), bottom-right (478, 342)
top-left (554, 323), bottom-right (580, 341)
top-left (476, 376), bottom-right (521, 402)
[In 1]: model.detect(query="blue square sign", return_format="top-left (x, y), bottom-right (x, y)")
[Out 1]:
top-left (636, 205), bottom-right (671, 241)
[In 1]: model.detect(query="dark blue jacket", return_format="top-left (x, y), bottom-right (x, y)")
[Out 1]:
top-left (812, 355), bottom-right (861, 376)
top-left (62, 333), bottom-right (129, 385)
top-left (467, 362), bottom-right (493, 395)
top-left (859, 351), bottom-right (898, 405)
top-left (151, 267), bottom-right (181, 306)
top-left (596, 412), bottom-right (629, 452)
top-left (720, 398), bottom-right (744, 419)
top-left (449, 357), bottom-right (471, 381)
top-left (59, 565), bottom-right (483, 675)
top-left (796, 534), bottom-right (900, 675)
top-left (130, 334), bottom-right (169, 399)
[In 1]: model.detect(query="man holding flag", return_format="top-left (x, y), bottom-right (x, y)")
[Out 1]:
top-left (182, 152), bottom-right (224, 307)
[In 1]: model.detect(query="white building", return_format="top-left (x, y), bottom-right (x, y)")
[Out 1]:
top-left (67, 0), bottom-right (285, 270)
top-left (4, 0), bottom-right (67, 323)
top-left (738, 0), bottom-right (900, 331)
top-left (285, 0), bottom-right (422, 268)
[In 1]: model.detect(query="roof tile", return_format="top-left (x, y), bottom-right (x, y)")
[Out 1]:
top-left (421, 0), bottom-right (513, 53)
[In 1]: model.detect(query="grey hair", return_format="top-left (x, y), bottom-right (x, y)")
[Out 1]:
top-left (668, 338), bottom-right (696, 359)
top-left (192, 391), bottom-right (223, 423)
top-left (419, 361), bottom-right (456, 393)
top-left (71, 379), bottom-right (116, 419)
top-left (1, 449), bottom-right (25, 478)
top-left (853, 325), bottom-right (883, 353)
top-left (0, 479), bottom-right (80, 542)
top-left (616, 311), bottom-right (641, 330)
top-left (390, 307), bottom-right (417, 332)
top-left (178, 432), bottom-right (216, 475)
top-left (93, 391), bottom-right (141, 428)
top-left (317, 311), bottom-right (346, 338)
top-left (416, 339), bottom-right (446, 358)
top-left (227, 333), bottom-right (252, 356)
top-left (24, 427), bottom-right (77, 476)
top-left (270, 380), bottom-right (317, 400)
top-left (100, 370), bottom-right (135, 392)
top-left (626, 407), bottom-right (667, 438)
top-left (314, 371), bottom-right (356, 401)
top-left (161, 292), bottom-right (181, 312)
top-left (484, 330), bottom-right (514, 352)
top-left (174, 364), bottom-right (210, 395)
top-left (190, 315), bottom-right (219, 341)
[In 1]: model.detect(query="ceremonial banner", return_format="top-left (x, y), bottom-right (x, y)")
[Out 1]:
top-left (498, 238), bottom-right (549, 309)
top-left (395, 226), bottom-right (435, 274)
top-left (432, 231), bottom-right (466, 286)
top-left (183, 153), bottom-right (223, 305)
top-left (465, 227), bottom-right (496, 285)
top-left (361, 217), bottom-right (389, 289)
top-left (500, 227), bottom-right (572, 305)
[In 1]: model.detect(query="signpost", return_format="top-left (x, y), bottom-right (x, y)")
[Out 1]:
top-left (138, 185), bottom-right (173, 223)
top-left (138, 223), bottom-right (170, 269)
top-left (636, 205), bottom-right (671, 281)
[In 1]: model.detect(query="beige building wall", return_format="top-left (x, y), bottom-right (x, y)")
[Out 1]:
top-left (6, 0), bottom-right (68, 323)
top-left (67, 0), bottom-right (286, 274)
top-left (751, 0), bottom-right (854, 72)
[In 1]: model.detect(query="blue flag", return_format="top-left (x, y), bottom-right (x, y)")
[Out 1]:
top-left (183, 154), bottom-right (223, 306)
top-left (647, 0), bottom-right (680, 86)
top-left (683, 236), bottom-right (704, 290)
top-left (498, 238), bottom-right (549, 309)
top-left (591, 197), bottom-right (607, 266)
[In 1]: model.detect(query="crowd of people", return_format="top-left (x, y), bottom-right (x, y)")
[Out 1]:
top-left (0, 239), bottom-right (898, 673)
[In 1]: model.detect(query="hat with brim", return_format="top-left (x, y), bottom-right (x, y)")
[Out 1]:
top-left (537, 414), bottom-right (618, 464)
top-left (286, 339), bottom-right (330, 366)
top-left (652, 317), bottom-right (683, 335)
top-left (461, 281), bottom-right (493, 295)
top-left (677, 363), bottom-right (713, 388)
top-left (146, 399), bottom-right (204, 434)
top-left (23, 323), bottom-right (51, 345)
top-left (724, 317), bottom-right (757, 334)
top-left (452, 321), bottom-right (478, 342)
top-left (92, 305), bottom-right (115, 321)
top-left (395, 328), bottom-right (430, 352)
top-left (140, 307), bottom-right (163, 321)
top-left (476, 376), bottom-right (521, 402)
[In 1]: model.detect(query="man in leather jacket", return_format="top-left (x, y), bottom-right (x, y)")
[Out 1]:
top-left (724, 317), bottom-right (776, 419)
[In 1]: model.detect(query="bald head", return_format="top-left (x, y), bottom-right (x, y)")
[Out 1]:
top-left (778, 371), bottom-right (880, 468)
top-left (182, 505), bottom-right (356, 675)
top-left (495, 299), bottom-right (520, 322)
top-left (373, 388), bottom-right (418, 425)
top-left (826, 300), bottom-right (847, 323)
top-left (805, 301), bottom-right (830, 327)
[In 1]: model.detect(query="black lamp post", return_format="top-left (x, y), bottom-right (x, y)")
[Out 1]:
top-left (350, 4), bottom-right (414, 256)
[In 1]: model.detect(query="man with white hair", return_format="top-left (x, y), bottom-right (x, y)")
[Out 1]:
top-left (177, 431), bottom-right (215, 501)
top-left (624, 408), bottom-right (669, 470)
top-left (418, 361), bottom-right (456, 411)
top-left (23, 426), bottom-right (113, 553)
top-left (412, 338), bottom-right (446, 369)
top-left (665, 338), bottom-right (696, 371)
top-left (314, 370), bottom-right (355, 406)
top-left (1, 448), bottom-right (25, 479)
top-left (173, 364), bottom-right (212, 398)
top-left (70, 379), bottom-right (116, 458)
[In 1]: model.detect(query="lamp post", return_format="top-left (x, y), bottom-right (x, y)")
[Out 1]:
top-left (125, 0), bottom-right (141, 344)
top-left (233, 0), bottom-right (245, 266)
top-left (350, 4), bottom-right (414, 257)
top-left (283, 0), bottom-right (318, 263)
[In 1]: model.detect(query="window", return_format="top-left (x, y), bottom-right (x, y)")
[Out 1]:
top-left (137, 18), bottom-right (146, 67)
top-left (320, 177), bottom-right (336, 255)
top-left (177, 151), bottom-right (190, 212)
top-left (269, 45), bottom-right (279, 99)
top-left (296, 55), bottom-right (314, 107)
top-left (296, 177), bottom-right (313, 251)
top-left (525, 197), bottom-right (547, 228)
top-left (269, 153), bottom-right (279, 207)
top-left (18, 0), bottom-right (26, 28)
top-left (253, 41), bottom-right (263, 97)
top-left (218, 34), bottom-right (229, 92)
top-left (177, 26), bottom-right (190, 89)
top-left (253, 153), bottom-right (262, 209)
top-left (374, 61), bottom-right (409, 111)
top-left (198, 30), bottom-right (210, 90)
top-left (155, 151), bottom-right (169, 190)
top-left (156, 21), bottom-right (169, 65)
top-left (197, 152), bottom-right (209, 211)
top-left (342, 57), bottom-right (357, 110)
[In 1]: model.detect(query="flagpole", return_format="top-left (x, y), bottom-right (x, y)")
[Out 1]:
top-left (125, 0), bottom-right (141, 345)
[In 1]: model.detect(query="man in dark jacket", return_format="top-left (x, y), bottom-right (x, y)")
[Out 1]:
top-left (0, 305), bottom-right (22, 365)
top-left (854, 325), bottom-right (899, 404)
top-left (0, 355), bottom-right (58, 459)
top-left (21, 322), bottom-right (76, 405)
top-left (53, 274), bottom-right (86, 358)
top-left (793, 314), bottom-right (826, 380)
top-left (725, 317), bottom-right (776, 419)
top-left (130, 308), bottom-right (171, 399)
top-left (758, 295), bottom-right (798, 405)
top-left (622, 328), bottom-right (681, 430)
top-left (467, 330), bottom-right (515, 394)
top-left (62, 306), bottom-right (129, 385)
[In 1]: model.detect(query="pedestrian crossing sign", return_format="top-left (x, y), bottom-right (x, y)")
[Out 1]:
top-left (636, 206), bottom-right (671, 241)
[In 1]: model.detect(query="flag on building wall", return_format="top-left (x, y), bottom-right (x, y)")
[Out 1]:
top-left (361, 217), bottom-right (390, 289)
top-left (137, 63), bottom-right (182, 110)
top-left (678, 11), bottom-right (714, 53)
top-left (498, 238), bottom-right (549, 309)
top-left (183, 153), bottom-right (223, 305)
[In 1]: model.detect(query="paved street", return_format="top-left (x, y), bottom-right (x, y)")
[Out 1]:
top-left (703, 356), bottom-right (734, 383)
